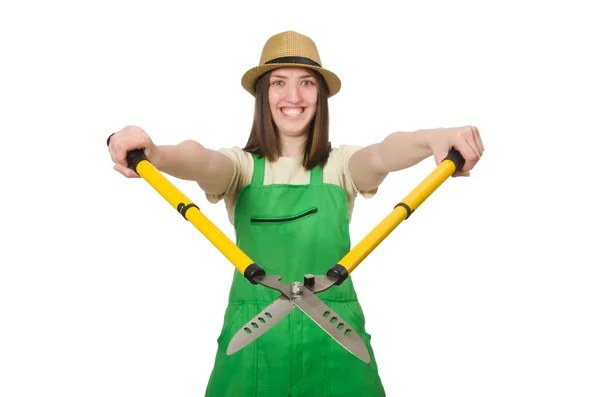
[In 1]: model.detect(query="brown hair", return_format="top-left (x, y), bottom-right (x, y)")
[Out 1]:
top-left (243, 69), bottom-right (332, 169)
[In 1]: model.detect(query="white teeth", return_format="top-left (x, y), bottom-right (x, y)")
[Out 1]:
top-left (282, 108), bottom-right (303, 116)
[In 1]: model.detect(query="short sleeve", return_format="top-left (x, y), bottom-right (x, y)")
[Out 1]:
top-left (205, 146), bottom-right (253, 204)
top-left (332, 145), bottom-right (378, 199)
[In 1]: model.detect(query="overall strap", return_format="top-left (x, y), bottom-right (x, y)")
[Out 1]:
top-left (309, 164), bottom-right (323, 185)
top-left (251, 154), bottom-right (265, 186)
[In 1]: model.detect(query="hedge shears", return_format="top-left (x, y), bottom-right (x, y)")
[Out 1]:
top-left (107, 135), bottom-right (465, 364)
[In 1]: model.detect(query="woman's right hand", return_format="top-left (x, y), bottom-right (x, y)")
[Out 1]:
top-left (108, 125), bottom-right (159, 178)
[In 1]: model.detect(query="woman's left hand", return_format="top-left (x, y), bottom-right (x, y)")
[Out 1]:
top-left (428, 125), bottom-right (485, 177)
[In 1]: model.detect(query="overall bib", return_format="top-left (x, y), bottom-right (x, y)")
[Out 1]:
top-left (205, 155), bottom-right (386, 397)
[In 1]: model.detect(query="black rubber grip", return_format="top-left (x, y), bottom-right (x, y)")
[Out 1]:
top-left (326, 264), bottom-right (349, 285)
top-left (443, 148), bottom-right (465, 172)
top-left (107, 133), bottom-right (149, 173)
top-left (244, 263), bottom-right (266, 284)
top-left (124, 150), bottom-right (148, 172)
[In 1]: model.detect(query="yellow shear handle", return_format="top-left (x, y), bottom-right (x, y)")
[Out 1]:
top-left (327, 148), bottom-right (466, 284)
top-left (108, 138), bottom-right (265, 284)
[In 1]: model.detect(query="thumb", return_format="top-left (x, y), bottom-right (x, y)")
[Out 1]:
top-left (432, 145), bottom-right (451, 166)
top-left (114, 163), bottom-right (140, 178)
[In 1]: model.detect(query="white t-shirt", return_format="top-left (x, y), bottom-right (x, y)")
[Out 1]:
top-left (206, 145), bottom-right (377, 225)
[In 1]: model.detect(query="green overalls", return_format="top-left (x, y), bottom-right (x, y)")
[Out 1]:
top-left (205, 154), bottom-right (386, 397)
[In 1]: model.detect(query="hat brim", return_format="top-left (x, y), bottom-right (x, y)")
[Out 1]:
top-left (241, 63), bottom-right (341, 98)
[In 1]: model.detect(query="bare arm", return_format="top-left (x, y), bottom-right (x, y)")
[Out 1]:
top-left (108, 125), bottom-right (234, 196)
top-left (348, 126), bottom-right (484, 192)
top-left (153, 140), bottom-right (234, 195)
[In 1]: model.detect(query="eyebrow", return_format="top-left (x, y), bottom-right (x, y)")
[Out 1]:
top-left (270, 74), bottom-right (316, 80)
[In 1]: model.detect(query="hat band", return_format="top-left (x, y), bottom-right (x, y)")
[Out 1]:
top-left (265, 56), bottom-right (321, 67)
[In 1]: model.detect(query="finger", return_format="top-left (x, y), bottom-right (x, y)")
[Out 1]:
top-left (108, 131), bottom-right (126, 166)
top-left (114, 163), bottom-right (139, 178)
top-left (108, 135), bottom-right (118, 164)
top-left (453, 138), bottom-right (478, 172)
top-left (465, 126), bottom-right (481, 157)
top-left (115, 143), bottom-right (134, 169)
top-left (476, 130), bottom-right (485, 155)
top-left (471, 126), bottom-right (484, 156)
top-left (118, 164), bottom-right (139, 178)
top-left (433, 149), bottom-right (445, 166)
top-left (466, 139), bottom-right (480, 163)
top-left (453, 170), bottom-right (470, 177)
top-left (112, 140), bottom-right (127, 168)
top-left (463, 127), bottom-right (483, 170)
top-left (109, 128), bottom-right (140, 168)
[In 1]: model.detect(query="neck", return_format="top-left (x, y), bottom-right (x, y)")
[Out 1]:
top-left (279, 133), bottom-right (307, 157)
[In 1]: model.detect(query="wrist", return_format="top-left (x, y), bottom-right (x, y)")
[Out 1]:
top-left (417, 128), bottom-right (437, 149)
top-left (150, 145), bottom-right (169, 170)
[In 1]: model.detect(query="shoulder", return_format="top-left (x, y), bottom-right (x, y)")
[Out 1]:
top-left (328, 144), bottom-right (363, 162)
top-left (324, 145), bottom-right (377, 199)
top-left (217, 146), bottom-right (255, 186)
top-left (218, 146), bottom-right (254, 169)
top-left (325, 145), bottom-right (363, 178)
top-left (205, 146), bottom-right (254, 204)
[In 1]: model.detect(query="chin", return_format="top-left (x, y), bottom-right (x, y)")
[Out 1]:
top-left (279, 126), bottom-right (310, 136)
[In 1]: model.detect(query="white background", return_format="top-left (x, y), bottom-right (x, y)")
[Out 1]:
top-left (1, 0), bottom-right (599, 396)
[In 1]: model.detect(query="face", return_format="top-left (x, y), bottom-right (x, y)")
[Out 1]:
top-left (268, 67), bottom-right (318, 138)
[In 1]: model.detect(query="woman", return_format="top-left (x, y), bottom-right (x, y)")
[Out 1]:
top-left (108, 31), bottom-right (484, 397)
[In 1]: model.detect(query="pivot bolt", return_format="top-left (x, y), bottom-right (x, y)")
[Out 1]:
top-left (291, 281), bottom-right (304, 294)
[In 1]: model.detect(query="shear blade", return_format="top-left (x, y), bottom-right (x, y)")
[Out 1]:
top-left (226, 295), bottom-right (294, 355)
top-left (291, 289), bottom-right (371, 363)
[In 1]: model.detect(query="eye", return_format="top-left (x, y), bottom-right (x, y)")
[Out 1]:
top-left (271, 80), bottom-right (284, 86)
top-left (301, 80), bottom-right (315, 86)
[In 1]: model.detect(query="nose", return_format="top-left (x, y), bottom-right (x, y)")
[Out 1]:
top-left (285, 84), bottom-right (301, 103)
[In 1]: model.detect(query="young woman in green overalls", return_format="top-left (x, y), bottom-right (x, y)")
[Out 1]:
top-left (108, 31), bottom-right (484, 397)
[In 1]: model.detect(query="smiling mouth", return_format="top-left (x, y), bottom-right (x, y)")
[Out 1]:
top-left (281, 107), bottom-right (304, 117)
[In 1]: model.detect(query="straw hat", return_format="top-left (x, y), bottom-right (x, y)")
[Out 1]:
top-left (241, 31), bottom-right (341, 98)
